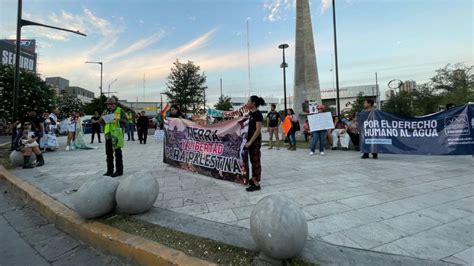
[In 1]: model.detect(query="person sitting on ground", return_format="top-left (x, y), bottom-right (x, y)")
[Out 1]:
top-left (347, 114), bottom-right (360, 151)
top-left (15, 121), bottom-right (45, 168)
top-left (331, 116), bottom-right (350, 150)
top-left (303, 119), bottom-right (310, 142)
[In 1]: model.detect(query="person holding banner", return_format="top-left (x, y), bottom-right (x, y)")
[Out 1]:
top-left (310, 104), bottom-right (328, 156)
top-left (361, 99), bottom-right (378, 159)
top-left (243, 95), bottom-right (266, 192)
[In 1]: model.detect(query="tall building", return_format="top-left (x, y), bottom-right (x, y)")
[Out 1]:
top-left (45, 77), bottom-right (69, 94)
top-left (63, 86), bottom-right (95, 103)
top-left (230, 97), bottom-right (279, 114)
top-left (400, 80), bottom-right (417, 92)
top-left (293, 0), bottom-right (321, 116)
top-left (385, 89), bottom-right (396, 100)
top-left (320, 85), bottom-right (378, 114)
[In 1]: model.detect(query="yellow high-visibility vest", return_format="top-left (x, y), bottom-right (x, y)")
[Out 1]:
top-left (104, 107), bottom-right (122, 135)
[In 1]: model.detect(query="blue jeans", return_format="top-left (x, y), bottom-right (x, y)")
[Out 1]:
top-left (126, 123), bottom-right (135, 140)
top-left (310, 130), bottom-right (326, 152)
top-left (288, 131), bottom-right (296, 146)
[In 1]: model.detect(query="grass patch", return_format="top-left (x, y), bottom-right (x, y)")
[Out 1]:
top-left (0, 145), bottom-right (14, 170)
top-left (99, 215), bottom-right (314, 265)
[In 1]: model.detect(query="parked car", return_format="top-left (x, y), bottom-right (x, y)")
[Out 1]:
top-left (82, 119), bottom-right (92, 134)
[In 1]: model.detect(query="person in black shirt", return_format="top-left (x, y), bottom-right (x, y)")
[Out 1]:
top-left (137, 111), bottom-right (150, 144)
top-left (266, 104), bottom-right (281, 150)
top-left (90, 111), bottom-right (102, 144)
top-left (361, 99), bottom-right (378, 159)
top-left (24, 111), bottom-right (45, 149)
top-left (244, 95), bottom-right (265, 192)
top-left (169, 105), bottom-right (186, 119)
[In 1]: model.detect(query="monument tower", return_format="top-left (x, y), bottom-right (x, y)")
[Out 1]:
top-left (294, 0), bottom-right (321, 114)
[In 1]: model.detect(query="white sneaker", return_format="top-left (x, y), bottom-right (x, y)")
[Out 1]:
top-left (66, 146), bottom-right (70, 151)
top-left (320, 152), bottom-right (325, 156)
top-left (309, 152), bottom-right (314, 155)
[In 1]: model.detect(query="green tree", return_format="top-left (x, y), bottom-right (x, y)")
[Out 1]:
top-left (164, 60), bottom-right (207, 114)
top-left (0, 65), bottom-right (57, 122)
top-left (214, 95), bottom-right (233, 111)
top-left (83, 95), bottom-right (107, 115)
top-left (411, 84), bottom-right (441, 115)
top-left (430, 63), bottom-right (474, 106)
top-left (382, 91), bottom-right (416, 117)
top-left (344, 92), bottom-right (366, 118)
top-left (57, 91), bottom-right (83, 119)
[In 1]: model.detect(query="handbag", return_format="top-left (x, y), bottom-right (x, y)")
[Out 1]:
top-left (46, 133), bottom-right (59, 148)
top-left (292, 121), bottom-right (301, 132)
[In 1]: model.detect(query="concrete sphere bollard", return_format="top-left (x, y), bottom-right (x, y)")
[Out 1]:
top-left (115, 172), bottom-right (159, 214)
top-left (250, 195), bottom-right (308, 260)
top-left (9, 151), bottom-right (36, 166)
top-left (73, 177), bottom-right (119, 218)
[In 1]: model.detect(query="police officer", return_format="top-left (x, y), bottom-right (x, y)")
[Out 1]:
top-left (101, 98), bottom-right (126, 177)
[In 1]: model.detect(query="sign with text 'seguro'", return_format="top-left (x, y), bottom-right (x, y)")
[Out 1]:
top-left (163, 118), bottom-right (249, 184)
top-left (358, 104), bottom-right (474, 155)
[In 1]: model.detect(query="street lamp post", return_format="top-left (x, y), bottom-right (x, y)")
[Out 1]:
top-left (332, 0), bottom-right (341, 117)
top-left (278, 43), bottom-right (289, 115)
top-left (12, 0), bottom-right (86, 122)
top-left (107, 78), bottom-right (118, 95)
top-left (85, 61), bottom-right (103, 110)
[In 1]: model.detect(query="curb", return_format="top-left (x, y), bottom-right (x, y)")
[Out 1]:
top-left (0, 166), bottom-right (213, 266)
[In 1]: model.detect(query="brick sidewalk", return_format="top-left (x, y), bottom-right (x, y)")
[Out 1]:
top-left (0, 180), bottom-right (127, 266)
top-left (10, 135), bottom-right (474, 264)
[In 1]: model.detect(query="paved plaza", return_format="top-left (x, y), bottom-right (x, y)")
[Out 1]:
top-left (10, 135), bottom-right (474, 265)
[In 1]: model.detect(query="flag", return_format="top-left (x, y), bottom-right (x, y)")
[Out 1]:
top-left (161, 103), bottom-right (171, 118)
top-left (282, 116), bottom-right (292, 136)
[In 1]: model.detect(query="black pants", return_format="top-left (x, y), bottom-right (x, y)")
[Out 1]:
top-left (138, 128), bottom-right (148, 144)
top-left (105, 139), bottom-right (123, 174)
top-left (242, 139), bottom-right (262, 183)
top-left (348, 132), bottom-right (360, 150)
top-left (91, 126), bottom-right (101, 143)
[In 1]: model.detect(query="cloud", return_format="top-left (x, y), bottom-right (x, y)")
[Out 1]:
top-left (264, 0), bottom-right (296, 22)
top-left (320, 0), bottom-right (332, 14)
top-left (105, 30), bottom-right (166, 62)
top-left (264, 0), bottom-right (282, 22)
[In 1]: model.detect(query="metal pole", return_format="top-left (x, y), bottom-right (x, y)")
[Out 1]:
top-left (332, 0), bottom-right (341, 117)
top-left (282, 48), bottom-right (288, 115)
top-left (203, 87), bottom-right (206, 111)
top-left (160, 94), bottom-right (163, 115)
top-left (100, 63), bottom-right (103, 110)
top-left (375, 72), bottom-right (379, 107)
top-left (220, 78), bottom-right (223, 98)
top-left (246, 19), bottom-right (251, 96)
top-left (13, 0), bottom-right (23, 123)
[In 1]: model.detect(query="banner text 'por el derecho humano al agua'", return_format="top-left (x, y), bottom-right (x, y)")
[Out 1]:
top-left (358, 103), bottom-right (474, 155)
top-left (163, 118), bottom-right (249, 183)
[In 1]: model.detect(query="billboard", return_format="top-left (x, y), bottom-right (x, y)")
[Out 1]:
top-left (0, 39), bottom-right (37, 72)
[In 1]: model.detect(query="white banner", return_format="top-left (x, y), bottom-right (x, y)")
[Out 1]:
top-left (308, 112), bottom-right (335, 132)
